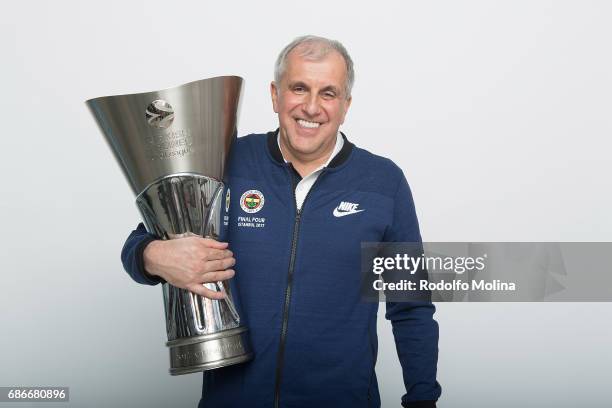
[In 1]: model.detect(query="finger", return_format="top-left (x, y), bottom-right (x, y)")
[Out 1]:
top-left (188, 284), bottom-right (227, 300)
top-left (204, 249), bottom-right (233, 261)
top-left (220, 257), bottom-right (236, 269)
top-left (203, 257), bottom-right (235, 272)
top-left (200, 238), bottom-right (229, 249)
top-left (202, 269), bottom-right (235, 283)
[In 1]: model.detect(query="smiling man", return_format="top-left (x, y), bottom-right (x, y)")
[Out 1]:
top-left (271, 40), bottom-right (352, 178)
top-left (121, 35), bottom-right (441, 408)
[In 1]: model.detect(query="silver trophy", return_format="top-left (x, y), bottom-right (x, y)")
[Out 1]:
top-left (86, 76), bottom-right (252, 375)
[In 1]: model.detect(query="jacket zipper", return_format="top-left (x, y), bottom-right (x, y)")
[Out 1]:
top-left (273, 167), bottom-right (324, 408)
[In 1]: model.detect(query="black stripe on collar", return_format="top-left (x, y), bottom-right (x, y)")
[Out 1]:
top-left (266, 128), bottom-right (354, 168)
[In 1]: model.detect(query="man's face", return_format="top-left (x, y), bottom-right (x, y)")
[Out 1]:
top-left (271, 48), bottom-right (352, 161)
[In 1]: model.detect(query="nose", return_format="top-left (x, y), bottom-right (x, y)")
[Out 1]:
top-left (303, 94), bottom-right (321, 117)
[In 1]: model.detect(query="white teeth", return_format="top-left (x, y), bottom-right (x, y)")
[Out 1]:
top-left (297, 119), bottom-right (320, 129)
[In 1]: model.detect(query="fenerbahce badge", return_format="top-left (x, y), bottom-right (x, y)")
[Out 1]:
top-left (238, 190), bottom-right (266, 228)
top-left (240, 190), bottom-right (264, 213)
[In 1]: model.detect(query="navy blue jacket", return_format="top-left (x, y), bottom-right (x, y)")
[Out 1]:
top-left (122, 131), bottom-right (441, 408)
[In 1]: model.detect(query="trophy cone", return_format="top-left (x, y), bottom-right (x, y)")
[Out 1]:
top-left (86, 76), bottom-right (252, 375)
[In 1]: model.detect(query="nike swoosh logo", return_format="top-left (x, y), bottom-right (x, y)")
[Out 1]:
top-left (333, 208), bottom-right (365, 217)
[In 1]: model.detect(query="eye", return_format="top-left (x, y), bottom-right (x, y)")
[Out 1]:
top-left (292, 86), bottom-right (306, 94)
top-left (322, 91), bottom-right (337, 100)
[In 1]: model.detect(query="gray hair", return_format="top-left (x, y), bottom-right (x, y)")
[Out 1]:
top-left (274, 35), bottom-right (355, 98)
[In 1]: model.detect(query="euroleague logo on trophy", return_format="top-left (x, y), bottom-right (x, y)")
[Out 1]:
top-left (144, 99), bottom-right (194, 160)
top-left (146, 99), bottom-right (175, 129)
top-left (240, 190), bottom-right (264, 213)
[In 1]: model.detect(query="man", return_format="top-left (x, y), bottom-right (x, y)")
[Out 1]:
top-left (122, 35), bottom-right (441, 408)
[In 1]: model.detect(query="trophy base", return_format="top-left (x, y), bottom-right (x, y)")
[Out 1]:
top-left (166, 326), bottom-right (253, 375)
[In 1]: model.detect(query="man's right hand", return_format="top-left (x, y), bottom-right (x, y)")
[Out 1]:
top-left (143, 237), bottom-right (235, 300)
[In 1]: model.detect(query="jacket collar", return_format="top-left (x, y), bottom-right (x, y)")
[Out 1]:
top-left (266, 128), bottom-right (354, 168)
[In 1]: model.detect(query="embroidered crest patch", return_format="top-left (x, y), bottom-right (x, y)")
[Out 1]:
top-left (240, 190), bottom-right (265, 214)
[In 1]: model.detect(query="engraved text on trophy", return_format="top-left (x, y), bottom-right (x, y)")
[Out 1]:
top-left (145, 128), bottom-right (194, 160)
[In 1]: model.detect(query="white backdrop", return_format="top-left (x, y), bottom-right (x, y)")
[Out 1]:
top-left (1, 1), bottom-right (611, 407)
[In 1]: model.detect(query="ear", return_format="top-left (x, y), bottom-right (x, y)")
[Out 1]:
top-left (270, 81), bottom-right (279, 113)
top-left (340, 95), bottom-right (352, 124)
top-left (344, 95), bottom-right (352, 113)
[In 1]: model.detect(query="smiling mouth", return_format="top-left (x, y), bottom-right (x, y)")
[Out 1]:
top-left (296, 119), bottom-right (321, 129)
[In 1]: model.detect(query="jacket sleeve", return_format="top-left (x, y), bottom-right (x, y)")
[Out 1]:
top-left (120, 223), bottom-right (165, 285)
top-left (382, 170), bottom-right (442, 407)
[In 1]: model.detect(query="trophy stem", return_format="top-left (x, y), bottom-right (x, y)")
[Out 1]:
top-left (137, 174), bottom-right (252, 374)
